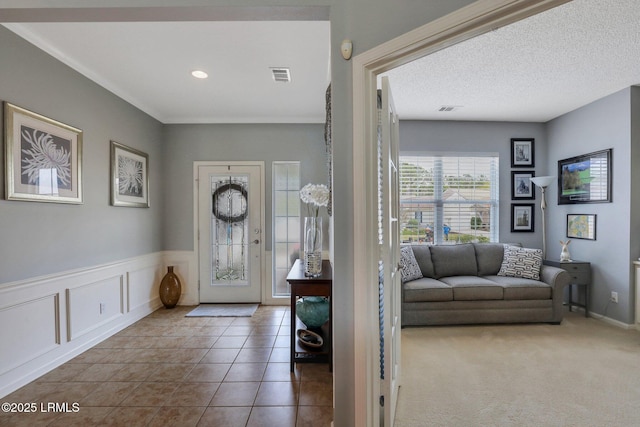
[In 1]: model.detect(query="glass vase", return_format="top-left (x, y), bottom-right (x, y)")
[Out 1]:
top-left (304, 216), bottom-right (322, 277)
top-left (159, 266), bottom-right (181, 309)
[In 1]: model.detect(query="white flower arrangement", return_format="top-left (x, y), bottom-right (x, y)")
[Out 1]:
top-left (300, 183), bottom-right (330, 217)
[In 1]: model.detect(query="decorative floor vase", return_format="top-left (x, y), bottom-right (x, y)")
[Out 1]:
top-left (304, 216), bottom-right (322, 277)
top-left (296, 296), bottom-right (329, 330)
top-left (159, 266), bottom-right (181, 309)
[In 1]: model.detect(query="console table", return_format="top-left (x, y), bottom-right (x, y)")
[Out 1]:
top-left (544, 259), bottom-right (591, 317)
top-left (286, 259), bottom-right (332, 372)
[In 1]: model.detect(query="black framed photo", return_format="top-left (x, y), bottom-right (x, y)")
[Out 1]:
top-left (511, 203), bottom-right (534, 232)
top-left (558, 149), bottom-right (612, 204)
top-left (567, 214), bottom-right (596, 240)
top-left (110, 141), bottom-right (149, 208)
top-left (4, 102), bottom-right (83, 204)
top-left (511, 171), bottom-right (535, 200)
top-left (511, 138), bottom-right (535, 168)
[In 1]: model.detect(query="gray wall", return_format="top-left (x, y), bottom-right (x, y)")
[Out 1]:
top-left (399, 120), bottom-right (547, 248)
top-left (162, 123), bottom-right (328, 252)
top-left (546, 88), bottom-right (637, 324)
top-left (0, 26), bottom-right (165, 283)
top-left (0, 2), bottom-right (483, 425)
top-left (327, 3), bottom-right (476, 423)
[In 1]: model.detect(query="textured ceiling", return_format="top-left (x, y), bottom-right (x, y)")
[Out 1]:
top-left (3, 0), bottom-right (639, 124)
top-left (382, 0), bottom-right (640, 122)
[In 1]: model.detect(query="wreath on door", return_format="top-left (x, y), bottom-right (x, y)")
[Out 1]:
top-left (212, 182), bottom-right (248, 223)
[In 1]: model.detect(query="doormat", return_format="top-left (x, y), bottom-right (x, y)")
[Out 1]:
top-left (185, 304), bottom-right (258, 317)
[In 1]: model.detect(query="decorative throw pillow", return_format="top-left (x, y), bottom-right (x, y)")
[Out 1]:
top-left (497, 245), bottom-right (543, 280)
top-left (400, 246), bottom-right (423, 283)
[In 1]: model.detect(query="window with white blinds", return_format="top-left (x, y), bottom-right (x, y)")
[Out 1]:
top-left (399, 154), bottom-right (499, 245)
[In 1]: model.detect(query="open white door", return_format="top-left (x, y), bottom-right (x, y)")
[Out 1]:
top-left (379, 77), bottom-right (401, 426)
top-left (197, 162), bottom-right (264, 303)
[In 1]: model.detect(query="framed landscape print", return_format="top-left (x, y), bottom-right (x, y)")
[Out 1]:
top-left (511, 203), bottom-right (534, 232)
top-left (558, 149), bottom-right (612, 204)
top-left (110, 141), bottom-right (149, 207)
top-left (511, 138), bottom-right (535, 167)
top-left (511, 171), bottom-right (535, 200)
top-left (4, 102), bottom-right (83, 204)
top-left (567, 214), bottom-right (596, 240)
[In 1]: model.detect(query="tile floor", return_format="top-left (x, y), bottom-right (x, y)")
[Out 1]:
top-left (0, 305), bottom-right (333, 426)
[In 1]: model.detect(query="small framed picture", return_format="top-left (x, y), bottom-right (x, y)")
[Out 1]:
top-left (110, 141), bottom-right (149, 208)
top-left (511, 171), bottom-right (535, 200)
top-left (4, 102), bottom-right (83, 204)
top-left (511, 203), bottom-right (535, 232)
top-left (511, 138), bottom-right (535, 168)
top-left (567, 214), bottom-right (596, 240)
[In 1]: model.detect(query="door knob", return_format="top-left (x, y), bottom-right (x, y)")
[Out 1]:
top-left (252, 239), bottom-right (260, 244)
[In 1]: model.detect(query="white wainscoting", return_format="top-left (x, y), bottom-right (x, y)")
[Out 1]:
top-left (0, 251), bottom-right (198, 398)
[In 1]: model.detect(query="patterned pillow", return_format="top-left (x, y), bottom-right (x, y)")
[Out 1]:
top-left (400, 246), bottom-right (423, 283)
top-left (497, 245), bottom-right (543, 280)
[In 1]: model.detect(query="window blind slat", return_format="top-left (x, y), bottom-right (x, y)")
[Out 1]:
top-left (399, 155), bottom-right (499, 244)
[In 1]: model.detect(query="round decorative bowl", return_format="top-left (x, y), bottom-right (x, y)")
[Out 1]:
top-left (295, 296), bottom-right (329, 329)
top-left (297, 329), bottom-right (323, 349)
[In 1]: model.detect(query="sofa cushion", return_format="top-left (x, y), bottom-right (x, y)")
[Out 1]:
top-left (400, 246), bottom-right (423, 283)
top-left (473, 243), bottom-right (524, 275)
top-left (430, 244), bottom-right (478, 279)
top-left (410, 245), bottom-right (436, 278)
top-left (403, 278), bottom-right (453, 302)
top-left (484, 276), bottom-right (552, 300)
top-left (440, 276), bottom-right (504, 300)
top-left (473, 243), bottom-right (506, 276)
top-left (497, 245), bottom-right (543, 280)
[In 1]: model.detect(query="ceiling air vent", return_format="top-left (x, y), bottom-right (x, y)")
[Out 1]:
top-left (438, 105), bottom-right (463, 112)
top-left (270, 67), bottom-right (291, 83)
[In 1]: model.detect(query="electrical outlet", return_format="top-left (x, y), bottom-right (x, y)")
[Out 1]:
top-left (610, 292), bottom-right (618, 303)
top-left (100, 302), bottom-right (106, 314)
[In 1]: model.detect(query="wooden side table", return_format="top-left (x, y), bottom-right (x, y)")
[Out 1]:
top-left (544, 259), bottom-right (591, 317)
top-left (286, 259), bottom-right (332, 372)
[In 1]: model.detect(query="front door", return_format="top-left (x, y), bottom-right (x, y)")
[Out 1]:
top-left (197, 162), bottom-right (264, 303)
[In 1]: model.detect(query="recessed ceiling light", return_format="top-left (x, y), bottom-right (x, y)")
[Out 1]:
top-left (191, 70), bottom-right (208, 79)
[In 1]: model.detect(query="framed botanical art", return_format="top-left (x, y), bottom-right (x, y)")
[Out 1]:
top-left (4, 102), bottom-right (83, 204)
top-left (511, 138), bottom-right (535, 168)
top-left (110, 141), bottom-right (149, 208)
top-left (567, 214), bottom-right (596, 240)
top-left (558, 149), bottom-right (612, 204)
top-left (511, 171), bottom-right (535, 200)
top-left (511, 203), bottom-right (534, 232)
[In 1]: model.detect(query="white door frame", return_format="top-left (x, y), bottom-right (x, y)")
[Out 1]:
top-left (351, 1), bottom-right (570, 425)
top-left (194, 161), bottom-right (266, 304)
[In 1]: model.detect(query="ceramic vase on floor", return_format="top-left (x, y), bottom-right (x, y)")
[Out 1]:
top-left (304, 216), bottom-right (322, 277)
top-left (159, 266), bottom-right (181, 308)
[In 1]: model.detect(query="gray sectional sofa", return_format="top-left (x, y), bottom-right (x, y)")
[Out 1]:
top-left (400, 243), bottom-right (571, 327)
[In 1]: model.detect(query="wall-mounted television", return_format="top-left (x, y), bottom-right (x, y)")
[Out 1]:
top-left (557, 149), bottom-right (612, 205)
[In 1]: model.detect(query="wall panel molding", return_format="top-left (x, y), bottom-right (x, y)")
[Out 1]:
top-left (0, 293), bottom-right (60, 376)
top-left (0, 252), bottom-right (169, 398)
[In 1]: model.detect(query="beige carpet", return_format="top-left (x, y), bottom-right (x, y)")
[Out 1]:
top-left (395, 312), bottom-right (640, 427)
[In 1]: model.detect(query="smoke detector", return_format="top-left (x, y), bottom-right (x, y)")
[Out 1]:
top-left (270, 67), bottom-right (291, 83)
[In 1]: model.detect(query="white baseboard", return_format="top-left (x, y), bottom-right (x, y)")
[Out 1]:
top-left (0, 253), bottom-right (171, 398)
top-left (0, 249), bottom-right (285, 398)
top-left (585, 311), bottom-right (634, 330)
